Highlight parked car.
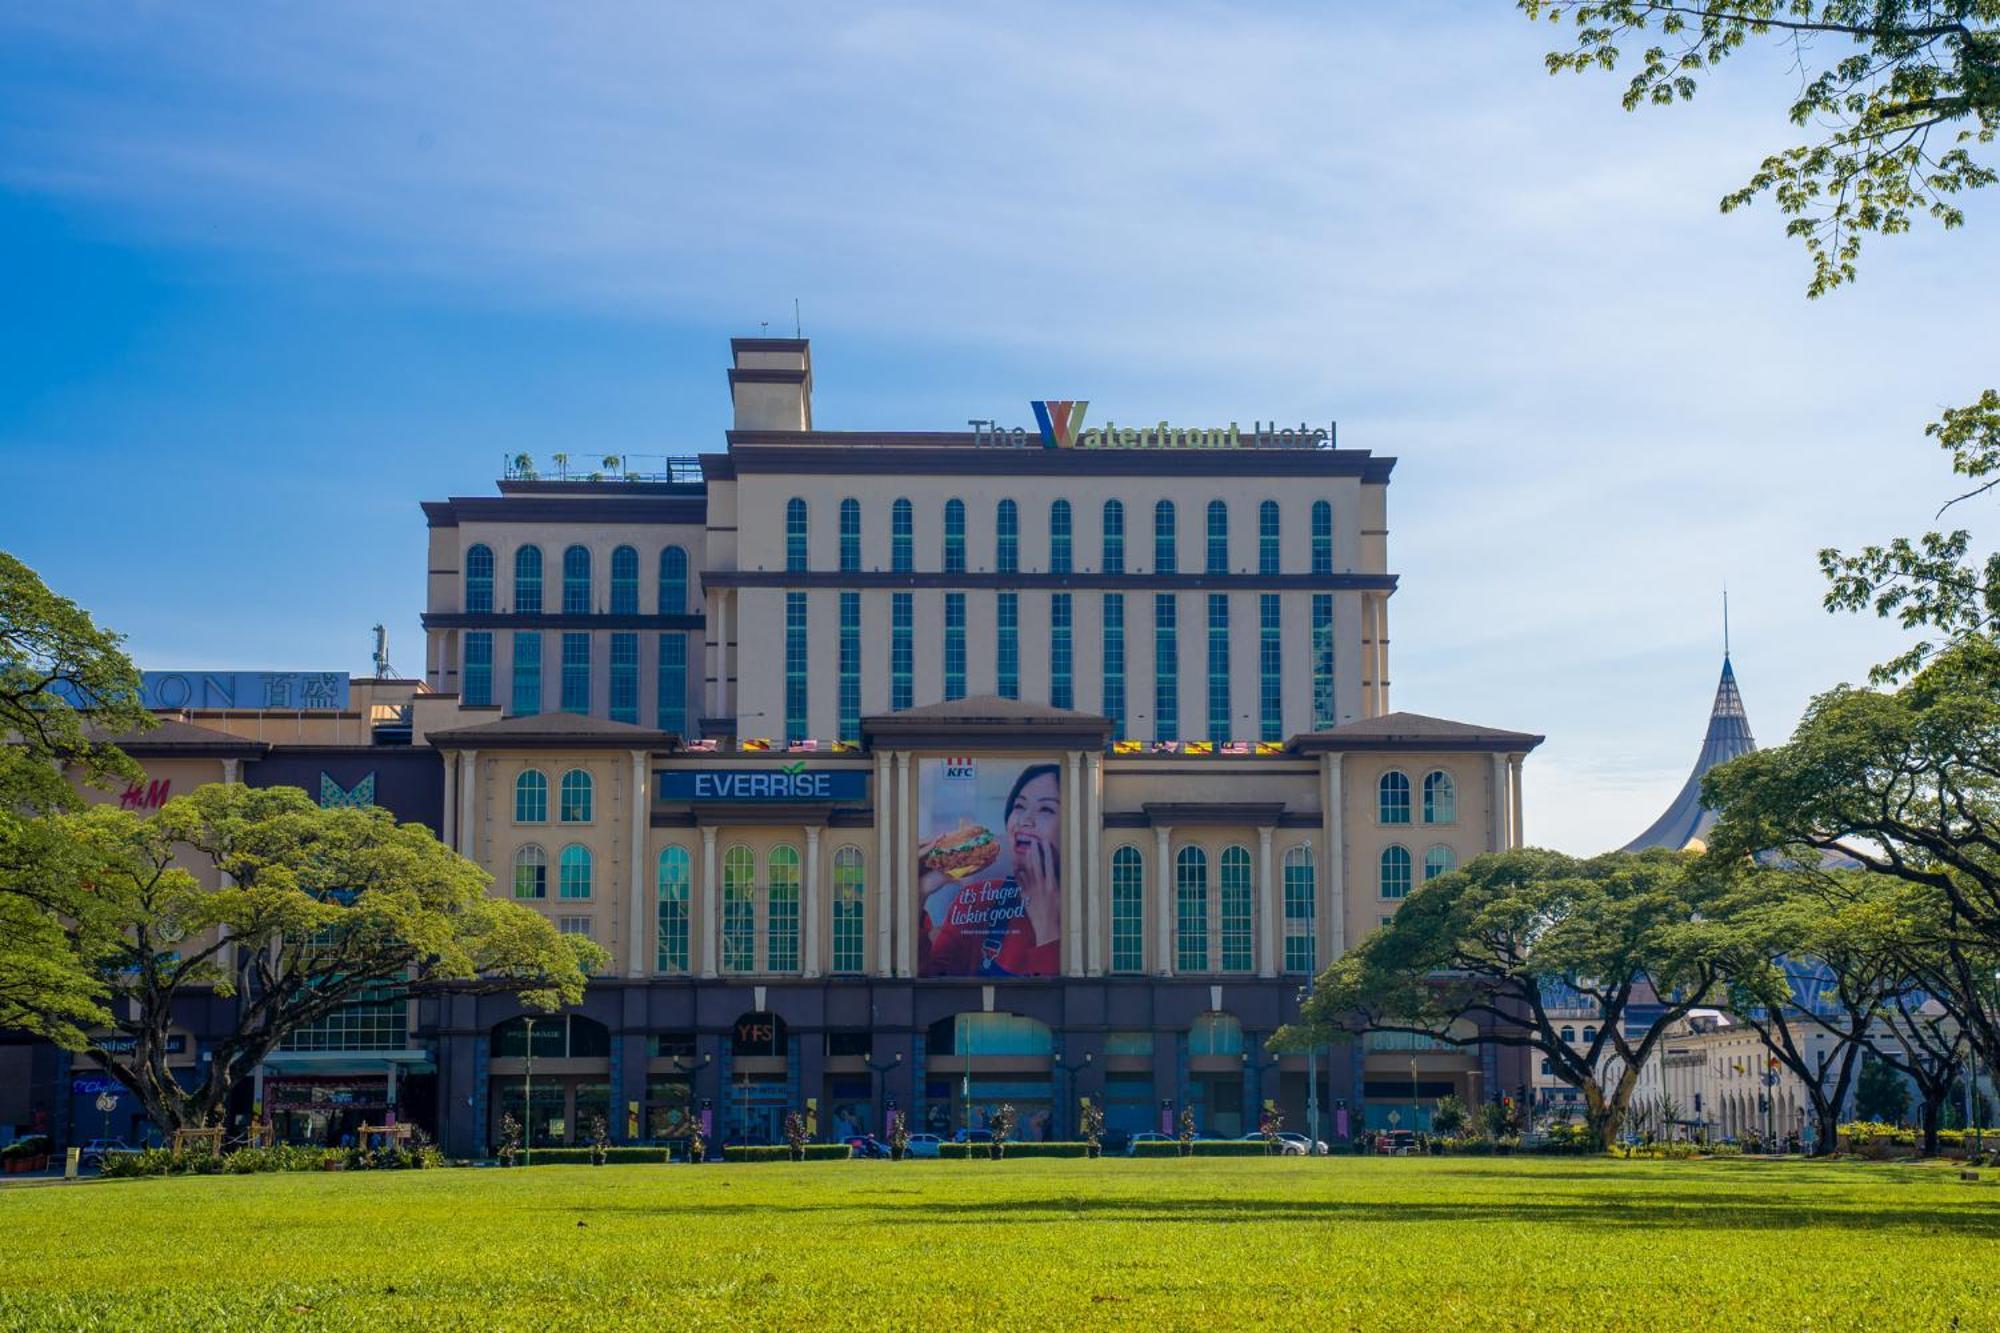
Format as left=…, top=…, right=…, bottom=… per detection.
left=1375, top=1130, right=1418, bottom=1156
left=1276, top=1132, right=1329, bottom=1156
left=952, top=1128, right=993, bottom=1145
left=79, top=1138, right=138, bottom=1167
left=1124, top=1131, right=1176, bottom=1155
left=1237, top=1133, right=1307, bottom=1156
left=902, top=1133, right=943, bottom=1159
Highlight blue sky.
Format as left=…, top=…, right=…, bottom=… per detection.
left=1, top=2, right=1991, bottom=853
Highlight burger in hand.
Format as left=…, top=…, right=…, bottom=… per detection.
left=919, top=823, right=1000, bottom=878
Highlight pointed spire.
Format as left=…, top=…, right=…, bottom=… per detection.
left=1622, top=650, right=1757, bottom=852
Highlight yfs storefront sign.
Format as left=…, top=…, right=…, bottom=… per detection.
left=965, top=401, right=1334, bottom=451
left=655, top=768, right=867, bottom=802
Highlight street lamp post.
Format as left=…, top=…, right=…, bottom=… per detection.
left=668, top=1052, right=712, bottom=1158
left=1297, top=981, right=1320, bottom=1150
left=1243, top=1047, right=1281, bottom=1141
left=522, top=1016, right=536, bottom=1167
left=864, top=1051, right=904, bottom=1138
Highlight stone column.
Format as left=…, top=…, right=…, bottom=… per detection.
left=895, top=752, right=913, bottom=977
left=803, top=825, right=822, bottom=979
left=1489, top=753, right=1508, bottom=853
left=1257, top=825, right=1277, bottom=979
left=1508, top=753, right=1525, bottom=848
left=458, top=750, right=479, bottom=860
left=1085, top=751, right=1104, bottom=976
left=1064, top=751, right=1082, bottom=976
left=1323, top=752, right=1345, bottom=962
left=875, top=750, right=893, bottom=977
left=1153, top=824, right=1173, bottom=977
left=441, top=748, right=459, bottom=851
left=628, top=751, right=648, bottom=978
left=700, top=824, right=719, bottom=978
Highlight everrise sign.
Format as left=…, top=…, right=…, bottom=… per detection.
left=966, top=401, right=1334, bottom=450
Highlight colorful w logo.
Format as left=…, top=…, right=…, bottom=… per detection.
left=1031, top=400, right=1089, bottom=449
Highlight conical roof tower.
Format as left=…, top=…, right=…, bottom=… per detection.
left=1622, top=654, right=1755, bottom=852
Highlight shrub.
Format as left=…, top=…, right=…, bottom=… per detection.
left=722, top=1145, right=854, bottom=1163
left=1431, top=1095, right=1468, bottom=1137
left=939, top=1141, right=1092, bottom=1159
left=1, top=1135, right=53, bottom=1161
left=515, top=1147, right=673, bottom=1166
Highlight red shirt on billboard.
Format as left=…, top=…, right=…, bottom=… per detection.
left=917, top=764, right=1062, bottom=978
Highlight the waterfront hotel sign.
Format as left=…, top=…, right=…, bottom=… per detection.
left=966, top=401, right=1333, bottom=450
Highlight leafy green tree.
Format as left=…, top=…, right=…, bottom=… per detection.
left=0, top=551, right=154, bottom=1044
left=1855, top=1053, right=1913, bottom=1123
left=11, top=783, right=606, bottom=1136
left=1279, top=848, right=1728, bottom=1150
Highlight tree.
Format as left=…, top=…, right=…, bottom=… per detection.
left=1279, top=848, right=1728, bottom=1149
left=0, top=551, right=155, bottom=1045
left=1872, top=990, right=1966, bottom=1153
left=11, top=783, right=606, bottom=1136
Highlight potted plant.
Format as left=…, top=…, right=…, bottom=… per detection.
left=588, top=1116, right=610, bottom=1166
left=784, top=1112, right=809, bottom=1163
left=1178, top=1107, right=1197, bottom=1158
left=687, top=1127, right=706, bottom=1164
left=1080, top=1102, right=1105, bottom=1160
left=889, top=1111, right=910, bottom=1163
left=497, top=1113, right=522, bottom=1168
left=1259, top=1107, right=1285, bottom=1156
left=989, top=1104, right=1017, bottom=1161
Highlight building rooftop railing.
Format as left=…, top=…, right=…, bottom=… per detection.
left=502, top=453, right=705, bottom=484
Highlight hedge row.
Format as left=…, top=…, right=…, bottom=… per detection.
left=722, top=1144, right=854, bottom=1162
left=938, top=1141, right=1096, bottom=1159
left=100, top=1145, right=445, bottom=1177
left=506, top=1147, right=679, bottom=1166
left=1130, top=1140, right=1274, bottom=1158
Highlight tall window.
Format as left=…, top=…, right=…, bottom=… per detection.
left=722, top=846, right=755, bottom=971
left=1154, top=594, right=1178, bottom=742
left=891, top=593, right=913, bottom=710
left=1206, top=500, right=1229, bottom=574
left=1050, top=499, right=1072, bottom=574
left=464, top=632, right=492, bottom=707
left=785, top=592, right=808, bottom=744
left=513, top=546, right=543, bottom=613
left=658, top=634, right=686, bottom=735
left=609, top=632, right=638, bottom=723
left=1424, top=844, right=1457, bottom=882
left=943, top=593, right=967, bottom=701
left=560, top=632, right=590, bottom=714
left=1259, top=594, right=1282, bottom=742
left=559, top=844, right=593, bottom=900
left=1220, top=845, right=1253, bottom=973
left=1154, top=500, right=1177, bottom=573
left=466, top=544, right=494, bottom=613
left=514, top=769, right=548, bottom=823
left=1111, top=846, right=1145, bottom=973
left=891, top=498, right=913, bottom=573
left=767, top=845, right=801, bottom=973
left=1050, top=593, right=1073, bottom=709
left=838, top=592, right=861, bottom=743
left=559, top=769, right=593, bottom=822
left=831, top=847, right=865, bottom=973
left=1102, top=500, right=1125, bottom=573
left=562, top=545, right=591, bottom=615
left=1175, top=846, right=1208, bottom=972
left=656, top=847, right=690, bottom=973
left=513, top=845, right=547, bottom=899
left=1206, top=594, right=1230, bottom=743
left=1378, top=771, right=1412, bottom=824
left=996, top=592, right=1019, bottom=701
left=511, top=631, right=542, bottom=716
left=1423, top=771, right=1457, bottom=824
left=1311, top=500, right=1333, bottom=575
left=1258, top=501, right=1280, bottom=576
left=1312, top=594, right=1336, bottom=729
left=786, top=498, right=809, bottom=573
left=1380, top=845, right=1413, bottom=899
left=996, top=499, right=1019, bottom=574
left=1283, top=846, right=1315, bottom=974
left=943, top=499, right=966, bottom=573
left=610, top=545, right=639, bottom=614
left=658, top=546, right=688, bottom=614
left=1102, top=593, right=1126, bottom=741
left=839, top=498, right=861, bottom=573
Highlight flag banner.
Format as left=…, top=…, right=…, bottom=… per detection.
left=1184, top=740, right=1214, bottom=755
left=1112, top=739, right=1143, bottom=755
left=788, top=739, right=819, bottom=752
left=1151, top=741, right=1180, bottom=754
left=687, top=739, right=719, bottom=753
left=831, top=740, right=860, bottom=753
left=741, top=738, right=771, bottom=752
left=1221, top=741, right=1250, bottom=755
left=1255, top=741, right=1286, bottom=755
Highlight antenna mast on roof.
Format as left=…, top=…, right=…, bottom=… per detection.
left=372, top=623, right=398, bottom=679
left=1723, top=586, right=1731, bottom=660
left=794, top=297, right=802, bottom=339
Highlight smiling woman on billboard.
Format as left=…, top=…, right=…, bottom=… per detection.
left=916, top=761, right=1061, bottom=978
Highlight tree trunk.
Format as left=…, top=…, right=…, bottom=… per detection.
left=1813, top=1100, right=1842, bottom=1158
left=1921, top=1093, right=1944, bottom=1158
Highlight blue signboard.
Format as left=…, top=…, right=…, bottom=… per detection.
left=139, top=671, right=349, bottom=711
left=655, top=769, right=868, bottom=802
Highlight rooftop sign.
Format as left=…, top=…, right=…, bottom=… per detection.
left=965, top=401, right=1333, bottom=450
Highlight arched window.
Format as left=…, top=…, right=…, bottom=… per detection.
left=1423, top=770, right=1457, bottom=824
left=1050, top=499, right=1073, bottom=574
left=610, top=545, right=639, bottom=614
left=1423, top=844, right=1457, bottom=882
left=1111, top=846, right=1145, bottom=973
left=891, top=498, right=913, bottom=573
left=512, top=845, right=547, bottom=899
left=722, top=846, right=755, bottom=972
left=1583, top=1026, right=1598, bottom=1045
left=513, top=546, right=543, bottom=613
left=1154, top=500, right=1177, bottom=574
left=1379, top=845, right=1413, bottom=899
left=943, top=499, right=966, bottom=573
left=1102, top=499, right=1125, bottom=573
left=466, top=544, right=494, bottom=613
left=1283, top=845, right=1315, bottom=975
left=831, top=846, right=865, bottom=973
left=785, top=498, right=808, bottom=573
left=559, top=844, right=593, bottom=900
left=658, top=546, right=688, bottom=615
left=513, top=769, right=548, bottom=823
left=1206, top=499, right=1229, bottom=574
left=1560, top=1026, right=1576, bottom=1044
left=1258, top=501, right=1280, bottom=576
left=1540, top=1057, right=1552, bottom=1076
left=1378, top=771, right=1412, bottom=824
left=1189, top=1011, right=1244, bottom=1056
left=1219, top=845, right=1253, bottom=972
left=767, top=844, right=801, bottom=972
left=1175, top=845, right=1208, bottom=972
left=838, top=498, right=861, bottom=573
left=656, top=846, right=690, bottom=973
left=562, top=545, right=591, bottom=614
left=559, top=769, right=593, bottom=823
left=995, top=499, right=1019, bottom=574
left=1311, top=500, right=1333, bottom=575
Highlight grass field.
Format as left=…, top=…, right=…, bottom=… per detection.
left=4, top=1156, right=1998, bottom=1329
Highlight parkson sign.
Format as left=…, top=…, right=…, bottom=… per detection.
left=965, top=401, right=1334, bottom=450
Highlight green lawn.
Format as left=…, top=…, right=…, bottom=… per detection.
left=3, top=1156, right=1997, bottom=1329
